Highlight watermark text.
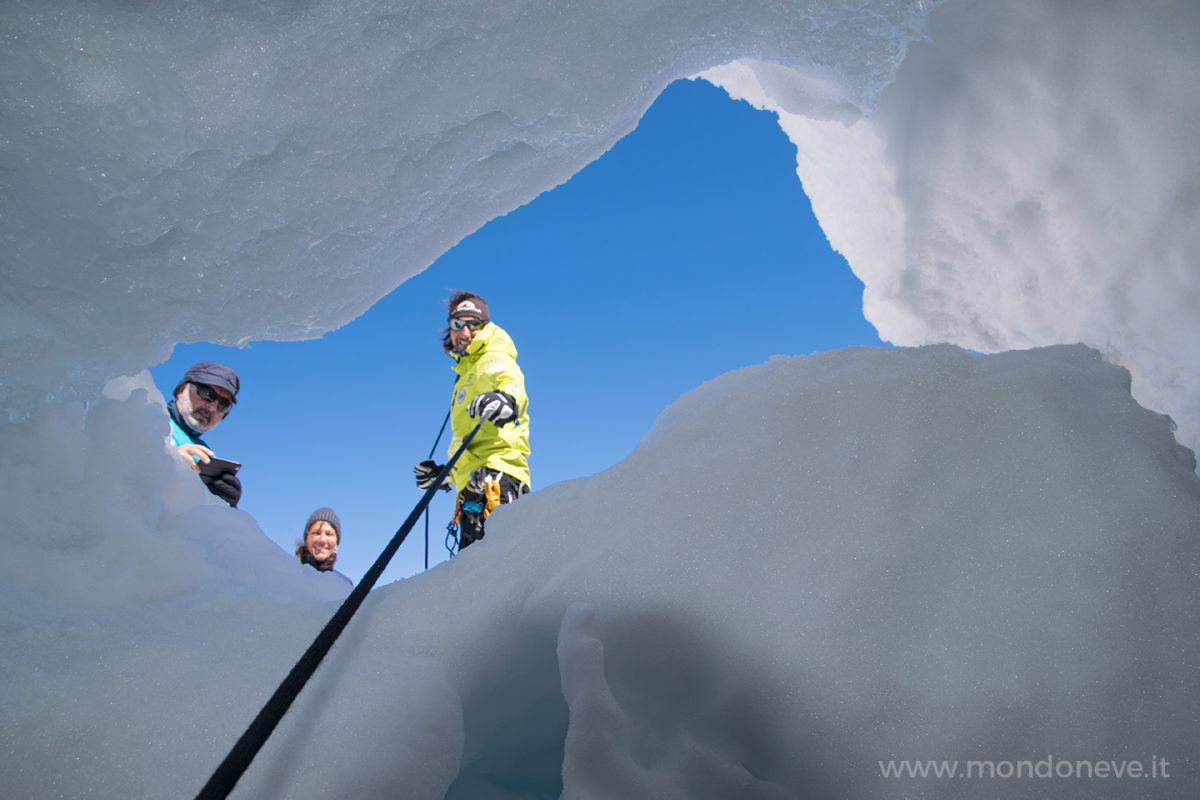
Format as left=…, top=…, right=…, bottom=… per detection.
left=878, top=755, right=1170, bottom=781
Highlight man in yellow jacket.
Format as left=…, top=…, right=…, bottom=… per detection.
left=413, top=291, right=531, bottom=550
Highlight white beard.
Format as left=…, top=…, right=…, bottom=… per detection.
left=176, top=388, right=216, bottom=433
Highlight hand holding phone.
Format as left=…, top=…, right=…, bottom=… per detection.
left=198, top=456, right=242, bottom=477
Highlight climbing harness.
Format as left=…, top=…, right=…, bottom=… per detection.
left=444, top=470, right=504, bottom=557
left=192, top=419, right=485, bottom=800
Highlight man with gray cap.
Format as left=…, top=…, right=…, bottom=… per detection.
left=167, top=361, right=242, bottom=507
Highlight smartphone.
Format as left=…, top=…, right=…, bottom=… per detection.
left=198, top=456, right=242, bottom=477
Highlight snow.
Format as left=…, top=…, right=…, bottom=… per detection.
left=3, top=345, right=1198, bottom=798
left=699, top=0, right=1200, bottom=455
left=2, top=1, right=1200, bottom=798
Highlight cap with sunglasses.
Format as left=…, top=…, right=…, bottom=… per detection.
left=192, top=383, right=233, bottom=413
left=175, top=361, right=239, bottom=406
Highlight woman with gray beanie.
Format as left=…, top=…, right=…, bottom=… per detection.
left=296, top=507, right=351, bottom=585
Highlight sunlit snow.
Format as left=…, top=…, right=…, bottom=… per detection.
left=2, top=1, right=1199, bottom=798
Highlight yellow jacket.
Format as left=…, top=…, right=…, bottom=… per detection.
left=447, top=322, right=531, bottom=491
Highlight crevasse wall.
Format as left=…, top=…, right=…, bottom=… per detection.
left=3, top=1, right=1198, bottom=452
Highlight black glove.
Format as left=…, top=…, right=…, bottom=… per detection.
left=414, top=459, right=452, bottom=491
left=201, top=470, right=242, bottom=508
left=467, top=391, right=517, bottom=426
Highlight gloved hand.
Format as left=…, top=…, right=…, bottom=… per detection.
left=467, top=391, right=517, bottom=426
left=414, top=459, right=452, bottom=491
left=201, top=470, right=242, bottom=508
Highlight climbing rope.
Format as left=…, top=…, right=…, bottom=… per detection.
left=423, top=408, right=452, bottom=570
left=192, top=418, right=485, bottom=800
left=445, top=517, right=460, bottom=557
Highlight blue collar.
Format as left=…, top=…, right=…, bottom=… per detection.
left=167, top=399, right=205, bottom=443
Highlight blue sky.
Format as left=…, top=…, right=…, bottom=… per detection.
left=149, top=78, right=883, bottom=584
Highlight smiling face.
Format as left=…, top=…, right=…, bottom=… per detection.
left=174, top=382, right=233, bottom=433
left=449, top=317, right=486, bottom=353
left=304, top=520, right=338, bottom=564
left=449, top=321, right=476, bottom=353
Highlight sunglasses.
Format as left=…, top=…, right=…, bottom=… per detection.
left=449, top=318, right=486, bottom=331
left=193, top=383, right=232, bottom=413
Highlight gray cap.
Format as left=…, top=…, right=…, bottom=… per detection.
left=178, top=361, right=240, bottom=404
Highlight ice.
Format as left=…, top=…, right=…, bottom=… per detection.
left=700, top=0, right=1200, bottom=453
left=3, top=345, right=1198, bottom=798
left=3, top=1, right=1199, bottom=797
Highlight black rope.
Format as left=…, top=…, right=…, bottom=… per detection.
left=193, top=418, right=485, bottom=800
left=424, top=408, right=452, bottom=571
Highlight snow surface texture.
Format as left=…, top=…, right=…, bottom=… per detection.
left=4, top=0, right=1199, bottom=460
left=699, top=0, right=1200, bottom=456
left=4, top=0, right=1200, bottom=797
left=2, top=345, right=1198, bottom=798
left=0, top=0, right=926, bottom=416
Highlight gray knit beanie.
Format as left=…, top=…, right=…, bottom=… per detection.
left=304, top=507, right=341, bottom=542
